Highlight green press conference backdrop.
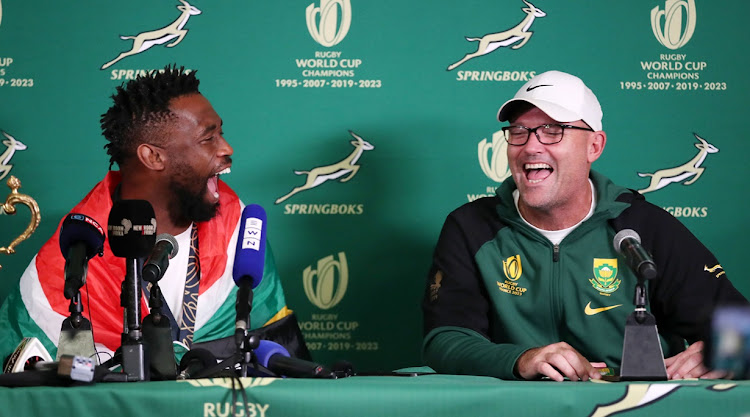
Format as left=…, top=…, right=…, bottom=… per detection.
left=0, top=0, right=748, bottom=371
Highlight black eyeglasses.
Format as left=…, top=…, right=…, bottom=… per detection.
left=501, top=124, right=595, bottom=146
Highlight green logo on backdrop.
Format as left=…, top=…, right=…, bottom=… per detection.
left=303, top=252, right=348, bottom=310
left=447, top=0, right=546, bottom=71
left=637, top=133, right=718, bottom=194
left=275, top=131, right=374, bottom=204
left=101, top=0, right=202, bottom=70
left=0, top=131, right=27, bottom=181
left=478, top=130, right=511, bottom=183
left=651, top=0, right=696, bottom=50
left=306, top=0, right=351, bottom=47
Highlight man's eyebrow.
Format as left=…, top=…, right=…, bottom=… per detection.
left=200, top=120, right=223, bottom=136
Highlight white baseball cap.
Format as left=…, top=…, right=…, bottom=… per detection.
left=497, top=70, right=603, bottom=131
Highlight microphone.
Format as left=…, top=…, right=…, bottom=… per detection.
left=177, top=348, right=219, bottom=380
left=142, top=233, right=179, bottom=283
left=254, top=340, right=333, bottom=378
left=107, top=200, right=157, bottom=259
left=59, top=213, right=105, bottom=299
left=108, top=199, right=157, bottom=381
left=232, top=204, right=267, bottom=335
left=57, top=214, right=104, bottom=363
left=613, top=229, right=658, bottom=281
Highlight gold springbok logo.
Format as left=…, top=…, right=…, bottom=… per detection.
left=275, top=131, right=374, bottom=204
left=651, top=0, right=696, bottom=50
left=637, top=133, right=718, bottom=194
left=303, top=252, right=348, bottom=310
left=306, top=0, right=351, bottom=47
left=101, top=0, right=202, bottom=70
left=0, top=1, right=3, bottom=28
left=478, top=130, right=511, bottom=183
left=0, top=131, right=27, bottom=181
left=447, top=0, right=545, bottom=71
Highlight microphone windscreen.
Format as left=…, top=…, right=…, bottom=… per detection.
left=613, top=228, right=641, bottom=252
left=232, top=204, right=267, bottom=289
left=254, top=340, right=290, bottom=368
left=107, top=200, right=157, bottom=258
left=178, top=348, right=217, bottom=379
left=154, top=233, right=179, bottom=258
left=59, top=213, right=105, bottom=260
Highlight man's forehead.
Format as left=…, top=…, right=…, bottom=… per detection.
left=168, top=94, right=221, bottom=124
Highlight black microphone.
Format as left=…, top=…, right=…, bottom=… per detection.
left=107, top=200, right=157, bottom=259
left=142, top=233, right=179, bottom=283
left=177, top=348, right=215, bottom=379
left=613, top=229, right=658, bottom=280
left=59, top=213, right=105, bottom=299
left=254, top=340, right=333, bottom=378
left=232, top=205, right=267, bottom=335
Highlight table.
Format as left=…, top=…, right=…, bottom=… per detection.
left=1, top=374, right=748, bottom=417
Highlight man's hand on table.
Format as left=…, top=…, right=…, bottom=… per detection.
left=515, top=342, right=603, bottom=382
left=664, top=341, right=730, bottom=380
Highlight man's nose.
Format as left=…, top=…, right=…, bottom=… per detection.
left=217, top=136, right=233, bottom=156
left=522, top=132, right=547, bottom=152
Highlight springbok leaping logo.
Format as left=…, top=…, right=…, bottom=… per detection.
left=0, top=131, right=27, bottom=181
left=637, top=133, right=718, bottom=194
left=588, top=383, right=735, bottom=417
left=447, top=0, right=546, bottom=71
left=101, top=0, right=202, bottom=70
left=275, top=131, right=374, bottom=204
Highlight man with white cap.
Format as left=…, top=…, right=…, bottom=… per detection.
left=422, top=70, right=748, bottom=381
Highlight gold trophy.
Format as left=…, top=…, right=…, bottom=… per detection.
left=0, top=175, right=41, bottom=269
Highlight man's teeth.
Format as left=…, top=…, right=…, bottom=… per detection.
left=524, top=163, right=551, bottom=170
left=217, top=167, right=231, bottom=175
left=524, top=162, right=551, bottom=184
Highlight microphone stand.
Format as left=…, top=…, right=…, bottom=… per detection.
left=120, top=257, right=149, bottom=381
left=57, top=291, right=97, bottom=363
left=142, top=283, right=177, bottom=380
left=234, top=281, right=275, bottom=378
left=620, top=277, right=667, bottom=380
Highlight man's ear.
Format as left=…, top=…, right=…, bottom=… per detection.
left=136, top=143, right=166, bottom=171
left=588, top=131, right=607, bottom=164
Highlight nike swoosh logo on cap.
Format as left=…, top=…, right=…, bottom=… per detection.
left=584, top=302, right=623, bottom=315
left=526, top=84, right=552, bottom=92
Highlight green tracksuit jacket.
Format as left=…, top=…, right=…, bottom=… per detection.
left=422, top=171, right=747, bottom=380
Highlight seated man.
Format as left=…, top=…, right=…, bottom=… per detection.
left=422, top=70, right=748, bottom=381
left=0, top=65, right=308, bottom=366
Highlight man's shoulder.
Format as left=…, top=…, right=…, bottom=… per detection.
left=451, top=195, right=501, bottom=219
left=609, top=188, right=685, bottom=239
left=443, top=196, right=509, bottom=245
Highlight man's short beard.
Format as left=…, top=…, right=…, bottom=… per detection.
left=167, top=177, right=219, bottom=226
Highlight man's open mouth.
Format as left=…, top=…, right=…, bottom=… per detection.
left=207, top=167, right=231, bottom=199
left=524, top=163, right=553, bottom=184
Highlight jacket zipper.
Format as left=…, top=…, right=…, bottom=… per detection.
left=553, top=244, right=560, bottom=262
